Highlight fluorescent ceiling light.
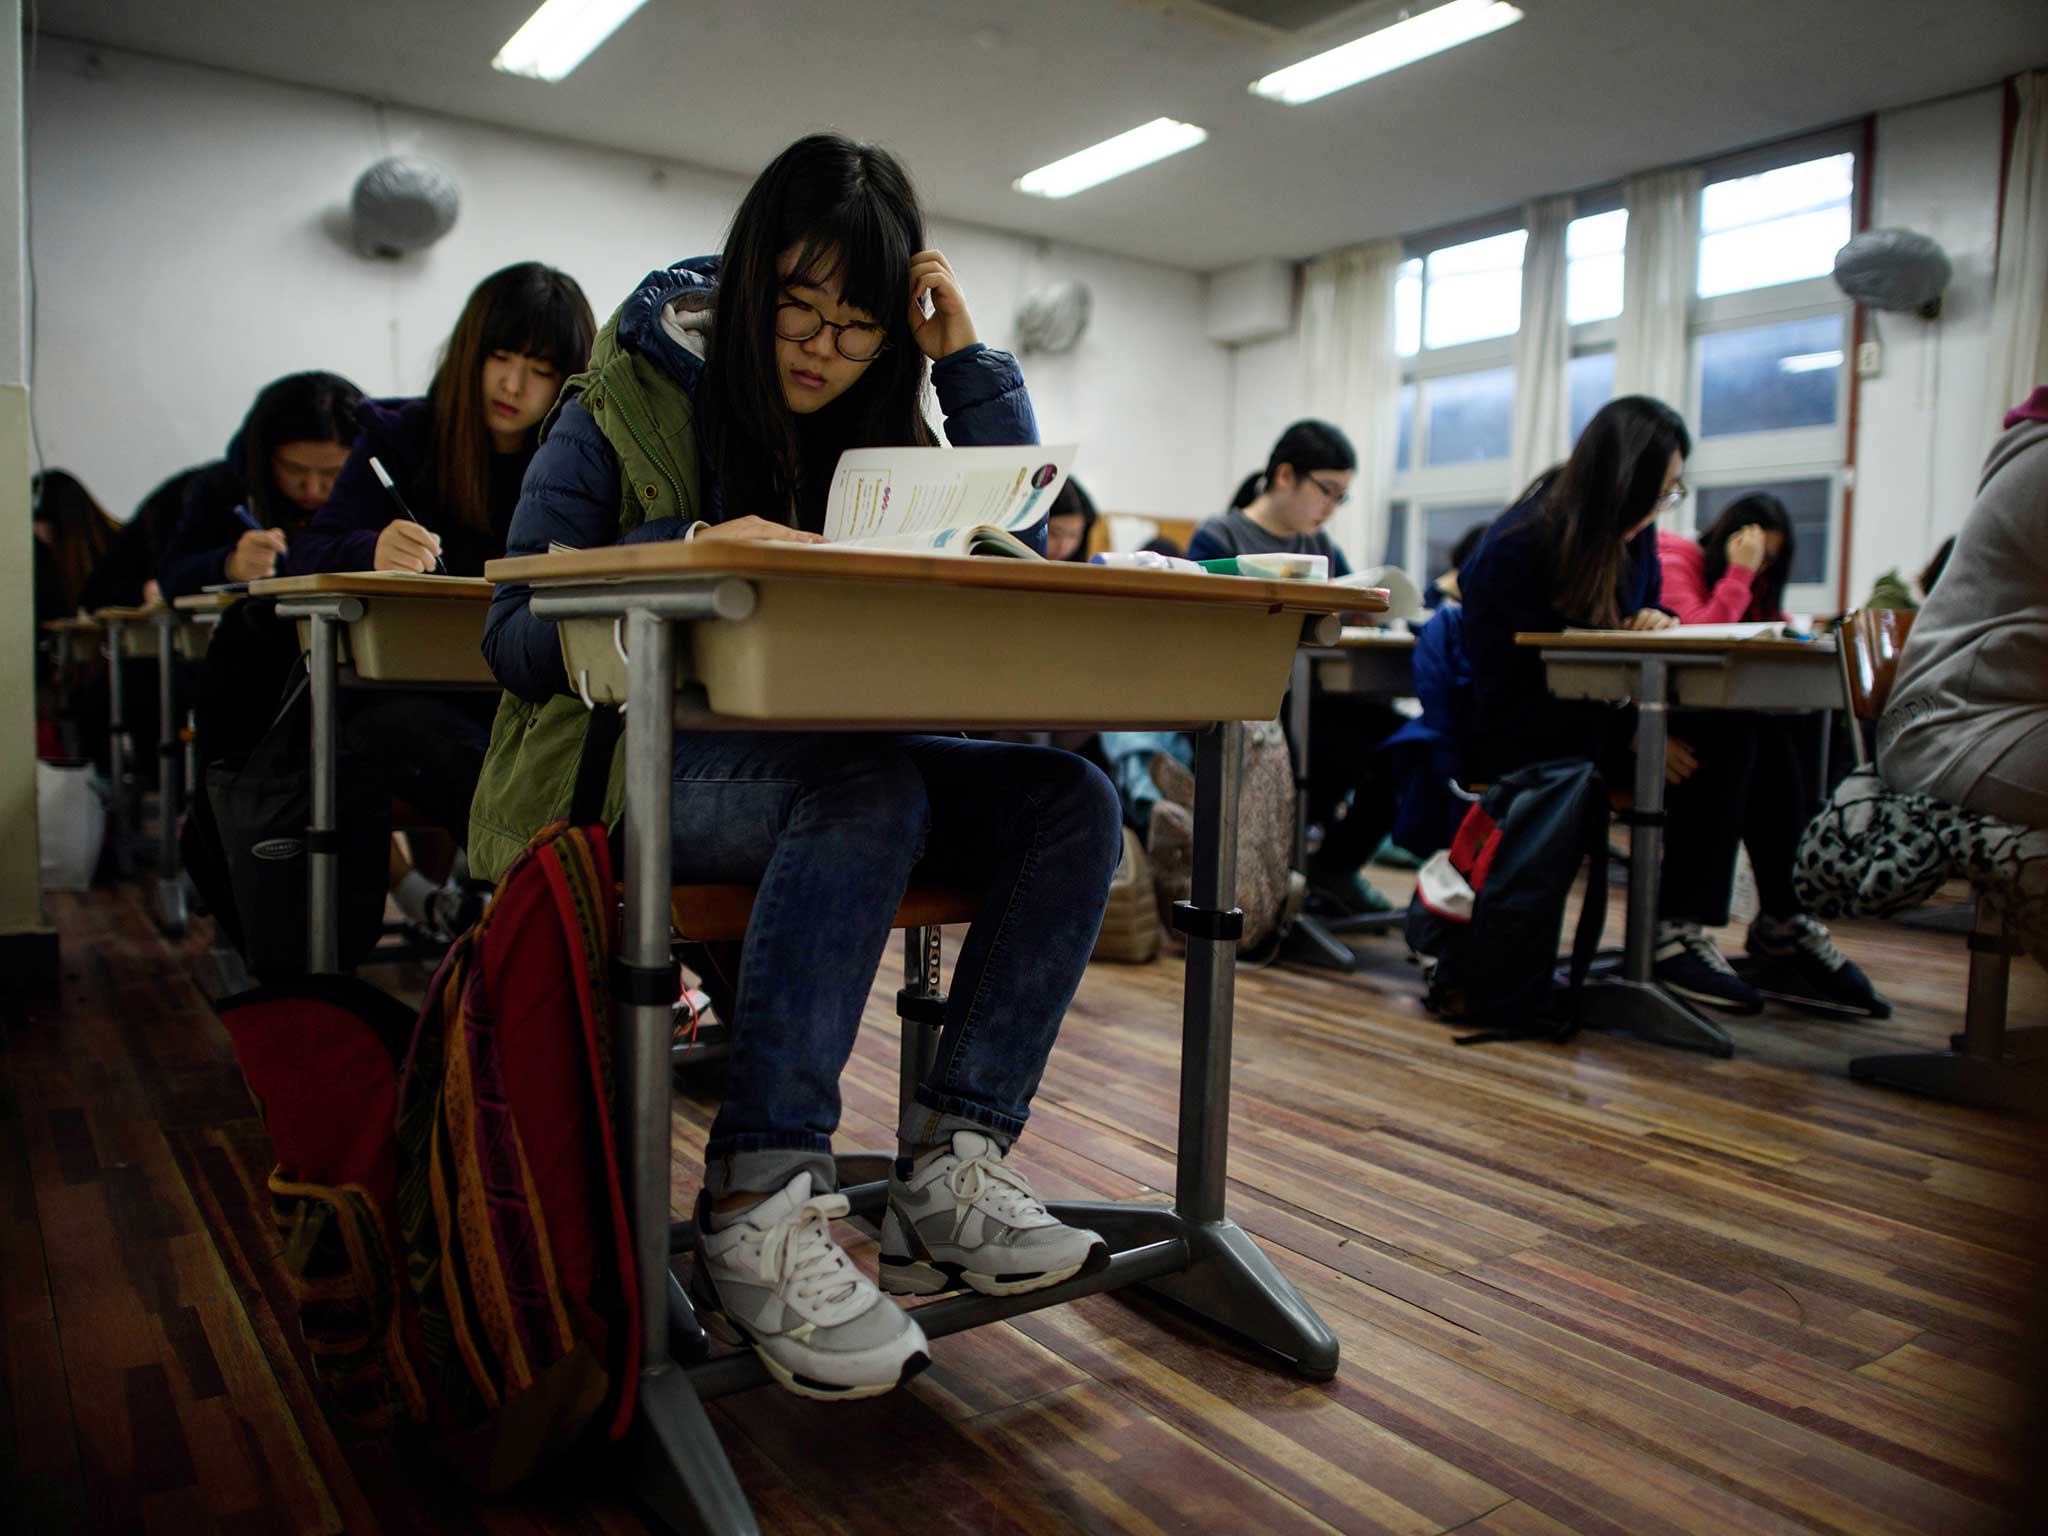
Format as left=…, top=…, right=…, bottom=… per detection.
left=1014, top=118, right=1208, bottom=199
left=1779, top=350, right=1844, bottom=374
left=1250, top=0, right=1523, bottom=105
left=493, top=0, right=651, bottom=82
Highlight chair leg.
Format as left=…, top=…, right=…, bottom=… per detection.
left=896, top=925, right=946, bottom=1151
left=1853, top=900, right=2043, bottom=1114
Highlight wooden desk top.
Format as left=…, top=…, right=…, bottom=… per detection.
left=173, top=591, right=243, bottom=614
left=42, top=616, right=102, bottom=633
left=1516, top=630, right=1832, bottom=659
left=92, top=604, right=165, bottom=622
left=486, top=541, right=1372, bottom=615
left=249, top=572, right=493, bottom=601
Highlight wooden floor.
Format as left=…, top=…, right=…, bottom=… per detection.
left=5, top=874, right=2045, bottom=1535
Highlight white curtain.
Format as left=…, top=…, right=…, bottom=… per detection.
left=1987, top=69, right=2048, bottom=441
left=1613, top=167, right=1702, bottom=412
left=1299, top=238, right=1404, bottom=568
left=1509, top=194, right=1574, bottom=493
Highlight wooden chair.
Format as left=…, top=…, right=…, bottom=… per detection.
left=1833, top=610, right=2039, bottom=1112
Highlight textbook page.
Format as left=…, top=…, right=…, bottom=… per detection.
left=824, top=445, right=1075, bottom=550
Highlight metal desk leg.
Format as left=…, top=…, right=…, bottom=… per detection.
left=104, top=616, right=133, bottom=877
left=620, top=609, right=757, bottom=1536
left=154, top=610, right=188, bottom=935
left=1281, top=652, right=1359, bottom=973
left=1099, top=722, right=1340, bottom=1378
left=306, top=613, right=341, bottom=973
left=1576, top=657, right=1733, bottom=1057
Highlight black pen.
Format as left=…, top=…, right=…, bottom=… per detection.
left=368, top=455, right=447, bottom=574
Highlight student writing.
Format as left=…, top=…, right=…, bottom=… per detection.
left=157, top=371, right=363, bottom=598
left=474, top=135, right=1119, bottom=1403
left=1460, top=396, right=1879, bottom=1014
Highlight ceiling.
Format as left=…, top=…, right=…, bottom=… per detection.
left=37, top=0, right=2048, bottom=271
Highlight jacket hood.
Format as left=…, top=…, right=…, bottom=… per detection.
left=614, top=256, right=721, bottom=395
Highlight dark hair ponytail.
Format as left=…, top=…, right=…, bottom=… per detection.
left=1698, top=491, right=1794, bottom=618
left=1541, top=394, right=1691, bottom=628
left=1233, top=418, right=1356, bottom=510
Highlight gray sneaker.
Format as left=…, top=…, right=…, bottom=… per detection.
left=879, top=1131, right=1108, bottom=1298
left=691, top=1171, right=928, bottom=1401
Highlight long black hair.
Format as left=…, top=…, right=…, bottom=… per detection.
left=1048, top=478, right=1097, bottom=561
left=241, top=371, right=364, bottom=527
left=430, top=262, right=595, bottom=531
left=1699, top=492, right=1795, bottom=618
left=1232, top=419, right=1355, bottom=509
left=1540, top=395, right=1691, bottom=628
left=700, top=134, right=937, bottom=528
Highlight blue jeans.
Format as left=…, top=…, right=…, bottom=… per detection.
left=672, top=732, right=1124, bottom=1200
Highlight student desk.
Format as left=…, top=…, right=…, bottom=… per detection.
left=486, top=540, right=1368, bottom=1536
left=1282, top=628, right=1418, bottom=969
left=1519, top=631, right=1841, bottom=1057
left=247, top=572, right=497, bottom=971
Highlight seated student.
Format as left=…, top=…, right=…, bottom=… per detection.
left=1190, top=420, right=1398, bottom=915
left=474, top=134, right=1120, bottom=1401
left=1882, top=387, right=2048, bottom=833
left=1425, top=520, right=1488, bottom=610
left=289, top=262, right=594, bottom=855
left=1656, top=496, right=1881, bottom=1011
left=1460, top=395, right=1878, bottom=1013
left=32, top=471, right=118, bottom=622
left=78, top=468, right=185, bottom=612
left=1384, top=598, right=1475, bottom=858
left=1867, top=536, right=1955, bottom=613
left=1044, top=478, right=1097, bottom=562
left=157, top=371, right=363, bottom=598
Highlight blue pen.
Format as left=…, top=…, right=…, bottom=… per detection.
left=231, top=503, right=262, bottom=533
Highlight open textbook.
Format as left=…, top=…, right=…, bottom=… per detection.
left=821, top=444, right=1076, bottom=558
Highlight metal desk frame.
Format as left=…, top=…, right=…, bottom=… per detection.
left=1530, top=640, right=1842, bottom=1059
left=523, top=575, right=1343, bottom=1536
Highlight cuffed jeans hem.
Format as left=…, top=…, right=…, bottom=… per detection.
left=702, top=1134, right=836, bottom=1202
left=899, top=1087, right=1025, bottom=1153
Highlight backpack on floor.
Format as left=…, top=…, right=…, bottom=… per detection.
left=1404, top=758, right=1610, bottom=1043
left=216, top=821, right=639, bottom=1491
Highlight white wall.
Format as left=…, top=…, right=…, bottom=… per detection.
left=26, top=39, right=1229, bottom=525
left=1849, top=87, right=2005, bottom=602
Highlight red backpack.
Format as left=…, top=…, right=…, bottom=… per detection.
left=219, top=822, right=638, bottom=1489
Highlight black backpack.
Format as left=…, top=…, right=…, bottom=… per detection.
left=1404, top=758, right=1610, bottom=1043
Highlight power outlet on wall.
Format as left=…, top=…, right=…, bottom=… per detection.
left=1856, top=340, right=1883, bottom=378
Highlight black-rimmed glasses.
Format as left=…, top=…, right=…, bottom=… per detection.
left=775, top=297, right=889, bottom=362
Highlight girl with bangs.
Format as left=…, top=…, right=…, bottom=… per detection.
left=290, top=260, right=596, bottom=577
left=290, top=263, right=595, bottom=924
left=476, top=134, right=1121, bottom=1402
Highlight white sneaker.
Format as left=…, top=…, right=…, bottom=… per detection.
left=691, top=1172, right=928, bottom=1401
left=880, top=1131, right=1108, bottom=1298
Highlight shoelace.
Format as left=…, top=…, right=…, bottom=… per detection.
left=752, top=1192, right=862, bottom=1310
left=1787, top=916, right=1848, bottom=972
left=1682, top=933, right=1740, bottom=977
left=944, top=1150, right=1050, bottom=1226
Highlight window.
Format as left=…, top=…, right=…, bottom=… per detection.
left=1695, top=479, right=1832, bottom=589
left=1395, top=381, right=1416, bottom=471
left=1568, top=349, right=1615, bottom=444
left=1383, top=499, right=1409, bottom=567
left=1423, top=230, right=1526, bottom=349
left=1423, top=366, right=1514, bottom=466
left=1566, top=209, right=1626, bottom=325
left=1697, top=152, right=1854, bottom=299
left=1697, top=314, right=1844, bottom=438
left=1424, top=503, right=1499, bottom=580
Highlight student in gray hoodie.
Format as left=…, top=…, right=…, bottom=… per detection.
left=1880, top=388, right=2048, bottom=829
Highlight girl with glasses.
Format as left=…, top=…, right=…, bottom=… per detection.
left=1188, top=418, right=1358, bottom=573
left=1461, top=395, right=1882, bottom=1016
left=474, top=133, right=1120, bottom=1403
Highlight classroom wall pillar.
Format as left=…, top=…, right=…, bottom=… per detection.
left=0, top=0, right=55, bottom=979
